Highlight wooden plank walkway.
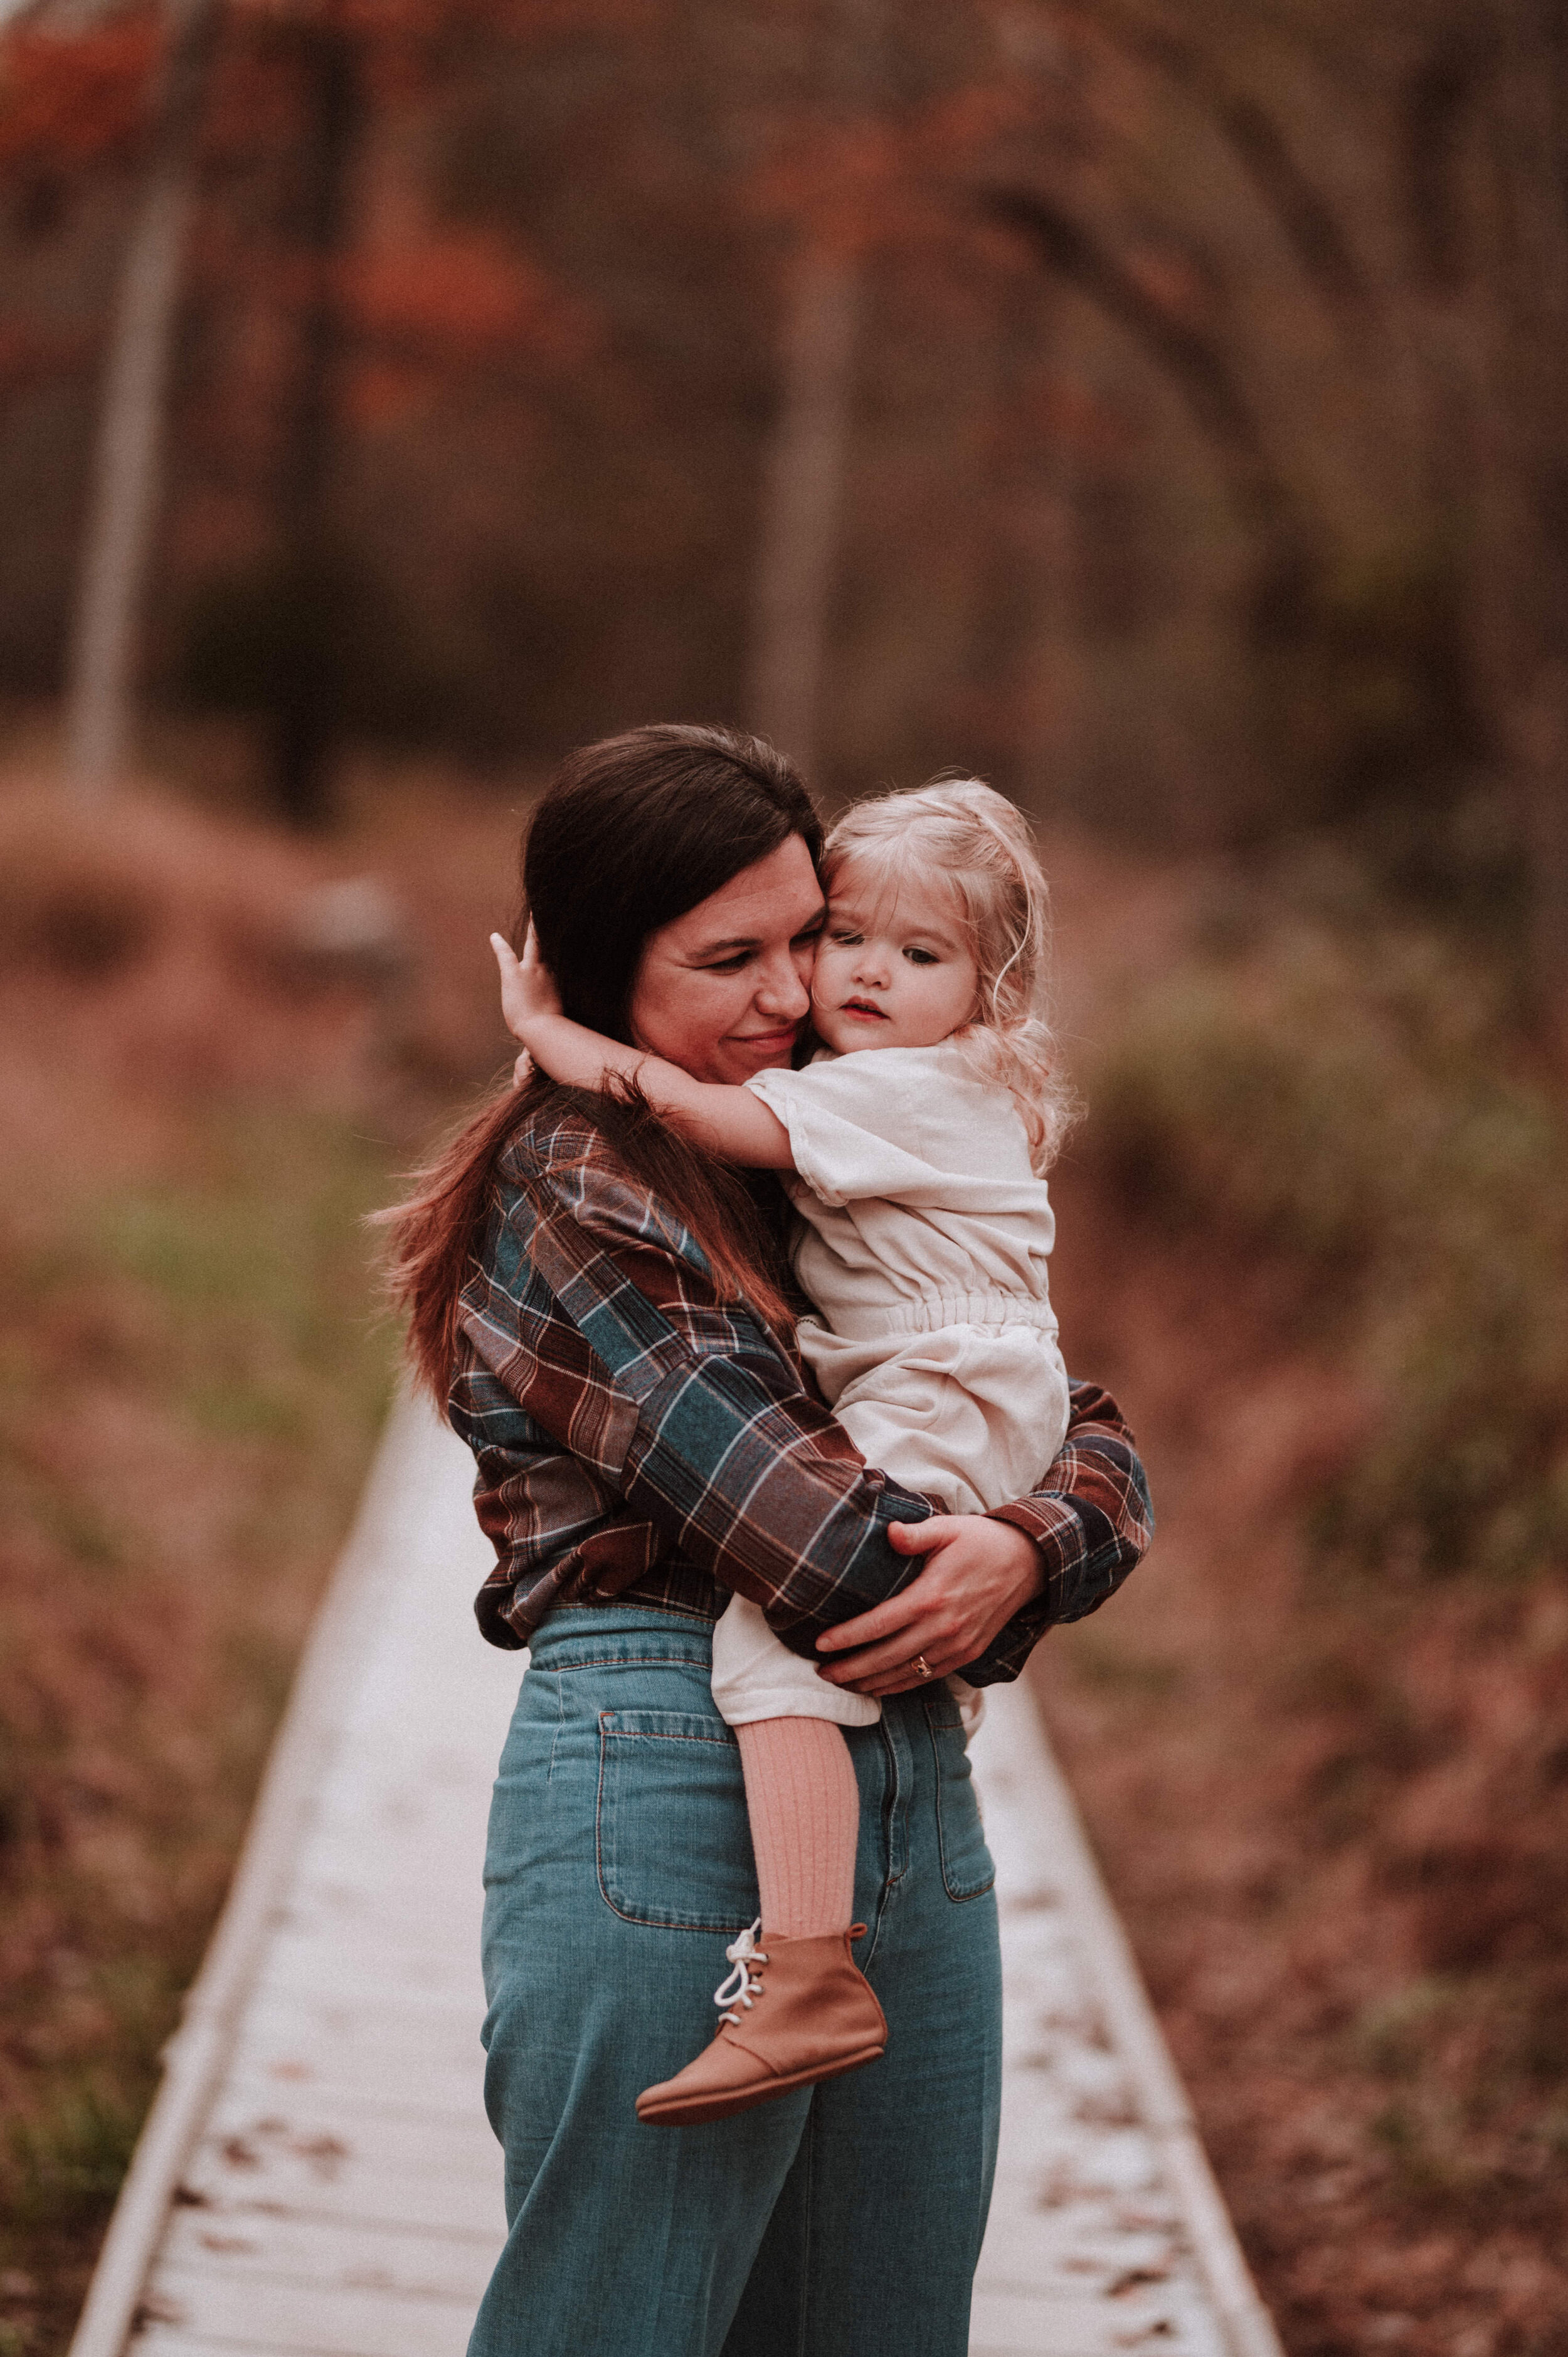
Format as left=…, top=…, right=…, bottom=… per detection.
left=70, top=1392, right=1284, bottom=2357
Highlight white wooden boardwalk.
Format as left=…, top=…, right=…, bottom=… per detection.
left=70, top=1394, right=1283, bottom=2357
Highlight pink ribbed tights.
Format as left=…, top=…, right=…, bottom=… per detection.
left=733, top=1716, right=859, bottom=1939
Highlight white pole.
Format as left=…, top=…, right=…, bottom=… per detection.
left=64, top=0, right=217, bottom=802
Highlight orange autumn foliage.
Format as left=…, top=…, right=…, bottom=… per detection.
left=0, top=14, right=159, bottom=172
left=344, top=233, right=595, bottom=369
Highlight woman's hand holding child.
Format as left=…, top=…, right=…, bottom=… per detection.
left=815, top=1515, right=1044, bottom=1696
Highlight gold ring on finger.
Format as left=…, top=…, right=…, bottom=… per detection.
left=912, top=1653, right=933, bottom=1680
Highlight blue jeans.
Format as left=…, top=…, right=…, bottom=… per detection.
left=469, top=1607, right=1002, bottom=2357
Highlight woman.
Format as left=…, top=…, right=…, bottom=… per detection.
left=384, top=724, right=1152, bottom=2357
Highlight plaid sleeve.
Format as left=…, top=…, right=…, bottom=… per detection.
left=960, top=1380, right=1155, bottom=1685
left=477, top=1138, right=936, bottom=1659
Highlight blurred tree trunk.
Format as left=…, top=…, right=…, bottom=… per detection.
left=746, top=2, right=882, bottom=785
left=746, top=245, right=861, bottom=780
left=64, top=0, right=221, bottom=802
left=1496, top=0, right=1568, bottom=1009
left=272, top=5, right=362, bottom=829
left=963, top=289, right=1078, bottom=813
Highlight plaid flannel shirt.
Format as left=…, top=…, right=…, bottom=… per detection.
left=450, top=1099, right=1152, bottom=1685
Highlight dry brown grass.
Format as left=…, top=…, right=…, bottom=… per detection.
left=1037, top=852, right=1568, bottom=2357
left=1039, top=1213, right=1568, bottom=2356
left=0, top=761, right=528, bottom=2352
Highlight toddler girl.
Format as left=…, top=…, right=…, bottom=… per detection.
left=493, top=778, right=1074, bottom=2126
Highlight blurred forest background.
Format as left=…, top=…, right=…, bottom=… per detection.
left=0, top=1, right=1565, bottom=2352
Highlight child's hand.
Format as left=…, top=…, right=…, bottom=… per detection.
left=491, top=925, right=563, bottom=1042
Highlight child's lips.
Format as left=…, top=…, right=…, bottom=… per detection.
left=840, top=1000, right=888, bottom=1020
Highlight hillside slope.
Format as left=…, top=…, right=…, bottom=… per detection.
left=1036, top=840, right=1567, bottom=2357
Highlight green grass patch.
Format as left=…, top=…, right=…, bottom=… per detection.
left=0, top=1101, right=398, bottom=2348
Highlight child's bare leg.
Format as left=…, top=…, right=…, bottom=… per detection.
left=734, top=1715, right=858, bottom=1937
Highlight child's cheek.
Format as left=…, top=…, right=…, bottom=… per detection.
left=811, top=1001, right=847, bottom=1054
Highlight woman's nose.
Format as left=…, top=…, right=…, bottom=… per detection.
left=755, top=950, right=811, bottom=1019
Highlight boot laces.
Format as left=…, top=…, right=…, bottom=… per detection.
left=713, top=1919, right=769, bottom=2023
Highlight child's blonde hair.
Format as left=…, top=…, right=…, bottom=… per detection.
left=822, top=776, right=1076, bottom=1174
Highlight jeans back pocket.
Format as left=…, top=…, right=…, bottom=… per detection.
left=596, top=1708, right=761, bottom=1932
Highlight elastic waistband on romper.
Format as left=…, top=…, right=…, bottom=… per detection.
left=814, top=1292, right=1062, bottom=1342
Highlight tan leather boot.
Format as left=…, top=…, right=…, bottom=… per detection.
left=635, top=1920, right=887, bottom=2127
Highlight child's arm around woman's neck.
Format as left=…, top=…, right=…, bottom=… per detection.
left=493, top=932, right=796, bottom=1169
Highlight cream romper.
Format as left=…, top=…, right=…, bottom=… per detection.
left=709, top=1039, right=1072, bottom=1731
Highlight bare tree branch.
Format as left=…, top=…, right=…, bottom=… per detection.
left=985, top=183, right=1316, bottom=585
left=1069, top=0, right=1372, bottom=321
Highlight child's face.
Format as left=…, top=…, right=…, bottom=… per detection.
left=811, top=859, right=979, bottom=1054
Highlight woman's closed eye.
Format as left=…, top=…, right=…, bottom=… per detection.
left=697, top=918, right=820, bottom=974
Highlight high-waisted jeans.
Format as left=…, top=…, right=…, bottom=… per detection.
left=467, top=1606, right=1002, bottom=2357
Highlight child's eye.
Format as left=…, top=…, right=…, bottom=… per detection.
left=904, top=947, right=938, bottom=967
left=830, top=930, right=863, bottom=946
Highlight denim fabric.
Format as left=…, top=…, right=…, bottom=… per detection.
left=468, top=1606, right=1002, bottom=2357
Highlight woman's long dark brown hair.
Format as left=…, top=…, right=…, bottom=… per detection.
left=380, top=724, right=823, bottom=1402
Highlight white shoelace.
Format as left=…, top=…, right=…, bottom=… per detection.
left=713, top=1919, right=770, bottom=2025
